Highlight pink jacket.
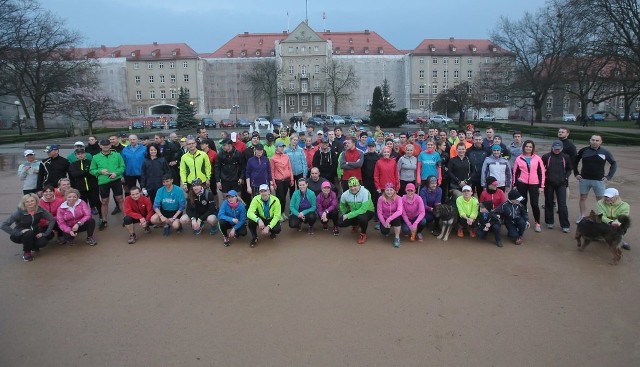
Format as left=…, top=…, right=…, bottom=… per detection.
left=377, top=195, right=403, bottom=226
left=513, top=154, right=546, bottom=188
left=401, top=194, right=425, bottom=226
left=56, top=199, right=92, bottom=234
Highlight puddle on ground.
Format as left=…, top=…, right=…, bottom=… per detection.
left=0, top=154, right=21, bottom=171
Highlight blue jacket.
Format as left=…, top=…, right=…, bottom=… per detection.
left=218, top=200, right=247, bottom=230
left=245, top=155, right=272, bottom=187
left=121, top=144, right=147, bottom=176
left=285, top=145, right=307, bottom=177
left=153, top=185, right=186, bottom=212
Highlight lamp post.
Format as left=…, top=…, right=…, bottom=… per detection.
left=14, top=101, right=22, bottom=136
left=232, top=104, right=239, bottom=124
left=530, top=92, right=536, bottom=126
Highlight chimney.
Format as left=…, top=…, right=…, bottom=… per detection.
left=100, top=45, right=106, bottom=51
left=449, top=37, right=454, bottom=42
left=153, top=41, right=158, bottom=46
left=244, top=32, right=249, bottom=36
left=283, top=30, right=287, bottom=34
left=364, top=29, right=370, bottom=34
left=326, top=30, right=330, bottom=33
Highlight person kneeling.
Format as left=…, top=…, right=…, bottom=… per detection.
left=494, top=189, right=529, bottom=245
left=218, top=190, right=247, bottom=247
left=475, top=201, right=503, bottom=247
left=180, top=178, right=218, bottom=236
left=2, top=193, right=55, bottom=261
left=338, top=177, right=375, bottom=245
left=316, top=181, right=340, bottom=235
left=289, top=178, right=317, bottom=234
left=123, top=186, right=153, bottom=244
left=378, top=183, right=403, bottom=248
left=247, top=184, right=282, bottom=247
left=151, top=174, right=186, bottom=236
left=56, top=188, right=97, bottom=246
left=456, top=185, right=479, bottom=238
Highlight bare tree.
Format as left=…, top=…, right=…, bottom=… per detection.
left=56, top=86, right=127, bottom=135
left=432, top=82, right=479, bottom=122
left=0, top=4, right=94, bottom=131
left=323, top=59, right=359, bottom=114
left=244, top=59, right=280, bottom=118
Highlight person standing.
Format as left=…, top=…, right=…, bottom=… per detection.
left=481, top=144, right=512, bottom=192
left=121, top=134, right=146, bottom=195
left=36, top=144, right=69, bottom=191
left=339, top=137, right=364, bottom=191
left=512, top=140, right=545, bottom=233
left=245, top=144, right=271, bottom=196
left=447, top=142, right=472, bottom=193
left=362, top=143, right=381, bottom=212
left=573, top=134, right=617, bottom=222
left=285, top=134, right=308, bottom=197
left=18, top=150, right=40, bottom=195
left=270, top=142, right=294, bottom=221
left=507, top=131, right=523, bottom=168
left=215, top=138, right=244, bottom=203
left=141, top=143, right=170, bottom=204
left=312, top=138, right=338, bottom=183
left=69, top=148, right=102, bottom=223
left=179, top=137, right=211, bottom=192
left=416, top=139, right=441, bottom=189
left=90, top=139, right=125, bottom=231
left=397, top=144, right=417, bottom=196
left=467, top=134, right=488, bottom=196
left=541, top=141, right=572, bottom=233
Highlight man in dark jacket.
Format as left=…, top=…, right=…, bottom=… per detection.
left=361, top=142, right=380, bottom=211
left=312, top=138, right=338, bottom=183
left=542, top=140, right=572, bottom=233
left=494, top=189, right=529, bottom=245
left=68, top=148, right=102, bottom=222
left=37, top=144, right=69, bottom=191
left=466, top=134, right=488, bottom=196
left=215, top=139, right=244, bottom=198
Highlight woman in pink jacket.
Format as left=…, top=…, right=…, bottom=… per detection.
left=400, top=183, right=426, bottom=242
left=56, top=188, right=97, bottom=245
left=512, top=140, right=545, bottom=233
left=377, top=182, right=404, bottom=248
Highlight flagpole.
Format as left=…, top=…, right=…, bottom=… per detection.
left=287, top=11, right=290, bottom=32
left=305, top=0, right=308, bottom=24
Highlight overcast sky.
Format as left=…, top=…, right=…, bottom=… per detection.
left=39, top=0, right=549, bottom=53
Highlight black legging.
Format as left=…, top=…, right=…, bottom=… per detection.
left=319, top=209, right=339, bottom=227
left=275, top=179, right=289, bottom=214
left=289, top=212, right=317, bottom=228
left=219, top=220, right=247, bottom=237
left=248, top=219, right=282, bottom=238
left=515, top=181, right=541, bottom=223
left=80, top=189, right=102, bottom=219
left=338, top=211, right=374, bottom=234
left=61, top=218, right=96, bottom=241
left=10, top=230, right=51, bottom=252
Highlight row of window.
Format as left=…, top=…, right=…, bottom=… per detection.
left=135, top=88, right=189, bottom=100
left=419, top=70, right=474, bottom=79
left=287, top=45, right=321, bottom=54
left=418, top=57, right=496, bottom=65
left=288, top=80, right=321, bottom=91
left=133, top=61, right=189, bottom=70
left=287, top=95, right=322, bottom=107
left=287, top=64, right=322, bottom=75
left=134, top=75, right=189, bottom=85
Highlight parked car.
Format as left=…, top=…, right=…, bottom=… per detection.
left=271, top=118, right=283, bottom=127
left=342, top=115, right=355, bottom=124
left=359, top=116, right=371, bottom=125
left=590, top=113, right=605, bottom=121
left=429, top=115, right=453, bottom=124
left=237, top=118, right=252, bottom=128
left=326, top=115, right=346, bottom=125
left=351, top=116, right=363, bottom=124
left=219, top=119, right=235, bottom=128
left=307, top=117, right=325, bottom=126
left=414, top=117, right=427, bottom=124
left=254, top=117, right=270, bottom=128
left=201, top=117, right=216, bottom=128
left=151, top=121, right=164, bottom=129
left=168, top=120, right=177, bottom=129
left=562, top=113, right=577, bottom=122
left=289, top=116, right=303, bottom=124
left=313, top=114, right=329, bottom=123
left=618, top=112, right=639, bottom=120
left=131, top=121, right=144, bottom=129
left=479, top=114, right=496, bottom=121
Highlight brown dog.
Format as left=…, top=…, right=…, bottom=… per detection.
left=575, top=210, right=631, bottom=265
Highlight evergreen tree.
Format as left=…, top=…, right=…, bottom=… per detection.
left=176, top=87, right=197, bottom=129
left=370, top=81, right=406, bottom=128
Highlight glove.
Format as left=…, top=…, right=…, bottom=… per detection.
left=142, top=188, right=148, bottom=196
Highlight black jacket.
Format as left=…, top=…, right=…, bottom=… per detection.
left=362, top=152, right=380, bottom=182
left=37, top=155, right=69, bottom=190
left=68, top=158, right=99, bottom=192
left=2, top=207, right=55, bottom=237
left=141, top=157, right=170, bottom=192
left=215, top=148, right=244, bottom=182
left=186, top=188, right=217, bottom=220
left=467, top=145, right=488, bottom=182
left=313, top=148, right=338, bottom=180
left=541, top=151, right=572, bottom=186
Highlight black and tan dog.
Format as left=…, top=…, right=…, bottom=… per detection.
left=432, top=189, right=461, bottom=241
left=576, top=210, right=631, bottom=265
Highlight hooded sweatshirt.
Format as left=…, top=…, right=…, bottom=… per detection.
left=270, top=151, right=293, bottom=183
left=374, top=157, right=399, bottom=191
left=377, top=195, right=403, bottom=225
left=401, top=194, right=425, bottom=224
left=339, top=186, right=374, bottom=219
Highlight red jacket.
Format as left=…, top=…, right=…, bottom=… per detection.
left=478, top=188, right=507, bottom=210
left=374, top=157, right=399, bottom=191
left=303, top=145, right=318, bottom=170
left=124, top=195, right=154, bottom=222
left=56, top=199, right=92, bottom=234
left=341, top=148, right=364, bottom=181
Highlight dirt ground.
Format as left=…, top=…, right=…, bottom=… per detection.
left=0, top=141, right=639, bottom=366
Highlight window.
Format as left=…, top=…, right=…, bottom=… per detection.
left=314, top=65, right=320, bottom=73
left=578, top=101, right=582, bottom=109
left=564, top=98, right=570, bottom=109
left=184, top=88, right=189, bottom=94
left=485, top=57, right=490, bottom=64
left=288, top=96, right=295, bottom=106
left=149, top=75, right=154, bottom=83
left=160, top=90, right=166, bottom=99
left=432, top=85, right=438, bottom=94
left=546, top=97, right=553, bottom=111
left=419, top=70, right=424, bottom=78
left=169, top=62, right=175, bottom=69
left=443, top=70, right=448, bottom=79
left=183, top=74, right=189, bottom=82
left=314, top=46, right=319, bottom=52
left=618, top=98, right=624, bottom=108
left=443, top=57, right=448, bottom=64
left=137, top=106, right=144, bottom=115
left=432, top=70, right=438, bottom=78
left=289, top=81, right=295, bottom=90
left=453, top=70, right=459, bottom=78
left=149, top=90, right=156, bottom=99
left=135, top=91, right=142, bottom=100
left=171, top=89, right=177, bottom=99
left=301, top=46, right=305, bottom=53
left=484, top=71, right=490, bottom=78
left=159, top=75, right=165, bottom=83
left=432, top=57, right=438, bottom=64
left=135, top=76, right=140, bottom=85
left=454, top=57, right=460, bottom=64
left=133, top=62, right=139, bottom=69
left=467, top=70, right=473, bottom=79
left=159, top=62, right=164, bottom=69
left=467, top=84, right=472, bottom=94
left=419, top=58, right=425, bottom=64
left=314, top=95, right=321, bottom=106
left=289, top=65, right=294, bottom=75
left=288, top=46, right=293, bottom=53
left=170, top=75, right=176, bottom=83
left=467, top=58, right=472, bottom=65
left=147, top=62, right=153, bottom=69
left=419, top=85, right=425, bottom=94
left=314, top=80, right=320, bottom=90
left=301, top=96, right=308, bottom=106
left=301, top=65, right=307, bottom=75
left=419, top=100, right=425, bottom=107
left=301, top=81, right=308, bottom=92
left=183, top=61, right=188, bottom=68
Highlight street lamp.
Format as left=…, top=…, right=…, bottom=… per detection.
left=232, top=104, right=239, bottom=124
left=14, top=101, right=22, bottom=136
left=530, top=91, right=536, bottom=126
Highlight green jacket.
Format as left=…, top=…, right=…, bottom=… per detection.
left=339, top=187, right=374, bottom=219
left=180, top=150, right=211, bottom=185
left=596, top=198, right=630, bottom=224
left=90, top=151, right=125, bottom=185
left=289, top=189, right=317, bottom=216
left=247, top=194, right=282, bottom=229
left=264, top=144, right=276, bottom=158
left=456, top=196, right=479, bottom=220
left=337, top=151, right=344, bottom=179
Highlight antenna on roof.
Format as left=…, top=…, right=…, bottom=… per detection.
left=322, top=11, right=326, bottom=32
left=287, top=10, right=290, bottom=33
left=305, top=0, right=308, bottom=24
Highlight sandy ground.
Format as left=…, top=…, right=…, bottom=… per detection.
left=0, top=141, right=639, bottom=367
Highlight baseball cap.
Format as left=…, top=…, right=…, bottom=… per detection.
left=220, top=138, right=232, bottom=145
left=226, top=190, right=238, bottom=197
left=552, top=140, right=563, bottom=149
left=486, top=176, right=499, bottom=186
left=603, top=188, right=619, bottom=198
left=317, top=130, right=324, bottom=135
left=491, top=144, right=502, bottom=151
left=74, top=141, right=85, bottom=147
left=99, top=139, right=110, bottom=146
left=275, top=141, right=285, bottom=148
left=161, top=173, right=173, bottom=181
left=406, top=183, right=416, bottom=192
left=43, top=144, right=60, bottom=153
left=191, top=178, right=203, bottom=186
left=462, top=185, right=472, bottom=192
left=251, top=131, right=260, bottom=137
left=230, top=132, right=238, bottom=142
left=347, top=177, right=360, bottom=187
left=417, top=131, right=425, bottom=136
left=180, top=137, right=187, bottom=142
left=508, top=189, right=524, bottom=201
left=321, top=137, right=329, bottom=144
left=259, top=184, right=269, bottom=192
left=23, top=149, right=34, bottom=156
left=367, top=141, right=376, bottom=147
left=266, top=133, right=275, bottom=142
left=74, top=148, right=85, bottom=154
left=254, top=143, right=264, bottom=150
left=321, top=181, right=331, bottom=189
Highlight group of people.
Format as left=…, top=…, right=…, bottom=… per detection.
left=2, top=123, right=630, bottom=262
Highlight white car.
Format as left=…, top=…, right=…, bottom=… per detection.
left=429, top=115, right=453, bottom=124
left=326, top=115, right=346, bottom=125
left=563, top=113, right=576, bottom=122
left=254, top=117, right=270, bottom=128
left=479, top=114, right=496, bottom=121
